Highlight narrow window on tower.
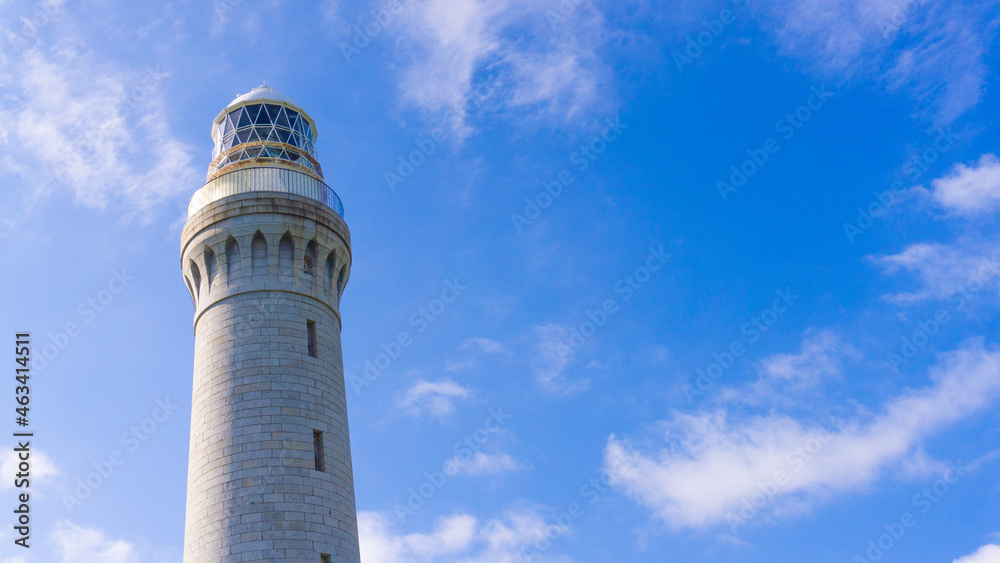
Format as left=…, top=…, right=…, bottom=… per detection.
left=321, top=554, right=331, bottom=563
left=313, top=430, right=325, bottom=472
left=307, top=320, right=318, bottom=357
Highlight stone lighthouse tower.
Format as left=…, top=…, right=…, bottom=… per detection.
left=180, top=85, right=361, bottom=562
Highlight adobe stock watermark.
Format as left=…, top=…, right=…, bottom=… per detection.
left=384, top=75, right=502, bottom=193
left=35, top=269, right=136, bottom=373
left=672, top=0, right=749, bottom=72
left=843, top=127, right=956, bottom=244
left=339, top=1, right=406, bottom=63
left=556, top=245, right=671, bottom=353
left=511, top=115, right=628, bottom=233
left=885, top=254, right=1000, bottom=372
left=213, top=0, right=243, bottom=17
left=393, top=407, right=511, bottom=523
left=349, top=278, right=467, bottom=394
left=878, top=0, right=930, bottom=38
left=53, top=66, right=169, bottom=180
left=717, top=85, right=835, bottom=202
left=545, top=0, right=590, bottom=27
left=852, top=460, right=970, bottom=563
left=520, top=454, right=630, bottom=559
left=683, top=287, right=799, bottom=403
left=726, top=421, right=843, bottom=533
left=62, top=397, right=179, bottom=513
left=4, top=0, right=64, bottom=57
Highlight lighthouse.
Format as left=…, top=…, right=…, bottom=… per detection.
left=180, top=85, right=361, bottom=562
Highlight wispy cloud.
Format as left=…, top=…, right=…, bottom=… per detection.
left=605, top=339, right=1000, bottom=529
left=378, top=0, right=611, bottom=136
left=874, top=241, right=1000, bottom=304
left=0, top=22, right=198, bottom=222
left=460, top=337, right=511, bottom=356
left=525, top=323, right=588, bottom=395
left=358, top=508, right=572, bottom=562
left=883, top=9, right=990, bottom=124
left=53, top=521, right=136, bottom=563
left=758, top=331, right=857, bottom=386
left=919, top=153, right=1000, bottom=217
left=954, top=544, right=1000, bottom=563
left=397, top=379, right=472, bottom=418
left=757, top=0, right=994, bottom=124
left=445, top=451, right=527, bottom=476
left=872, top=151, right=1000, bottom=304
left=719, top=331, right=860, bottom=405
left=446, top=337, right=513, bottom=371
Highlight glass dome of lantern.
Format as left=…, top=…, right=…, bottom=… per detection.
left=207, top=84, right=323, bottom=181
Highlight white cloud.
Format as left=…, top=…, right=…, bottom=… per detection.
left=383, top=0, right=611, bottom=136
left=397, top=379, right=471, bottom=418
left=759, top=331, right=856, bottom=385
left=0, top=25, right=198, bottom=222
left=955, top=544, right=1000, bottom=563
left=924, top=154, right=1000, bottom=217
left=447, top=337, right=513, bottom=371
left=1, top=447, right=59, bottom=491
left=460, top=337, right=511, bottom=356
left=719, top=331, right=859, bottom=406
left=757, top=0, right=991, bottom=123
left=525, top=324, right=588, bottom=395
left=358, top=508, right=572, bottom=563
left=873, top=153, right=1000, bottom=304
left=883, top=12, right=988, bottom=125
left=445, top=357, right=481, bottom=371
left=502, top=26, right=602, bottom=119
left=53, top=521, right=136, bottom=563
left=605, top=340, right=1000, bottom=529
left=394, top=0, right=503, bottom=118
left=321, top=0, right=345, bottom=32
left=874, top=241, right=1000, bottom=303
left=360, top=512, right=477, bottom=562
left=445, top=451, right=525, bottom=476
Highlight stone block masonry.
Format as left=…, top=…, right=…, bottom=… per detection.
left=180, top=192, right=360, bottom=563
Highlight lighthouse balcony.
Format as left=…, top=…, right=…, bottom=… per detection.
left=188, top=166, right=344, bottom=218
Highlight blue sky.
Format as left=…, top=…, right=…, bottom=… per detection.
left=1, top=0, right=1000, bottom=561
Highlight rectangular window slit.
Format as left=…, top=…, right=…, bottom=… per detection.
left=307, top=320, right=318, bottom=357
left=313, top=430, right=325, bottom=472
left=321, top=555, right=331, bottom=563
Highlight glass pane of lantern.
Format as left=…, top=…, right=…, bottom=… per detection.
left=236, top=107, right=252, bottom=128
left=253, top=105, right=269, bottom=124
left=275, top=107, right=290, bottom=128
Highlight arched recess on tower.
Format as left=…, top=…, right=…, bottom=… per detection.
left=225, top=236, right=242, bottom=284
left=279, top=232, right=295, bottom=280
left=251, top=231, right=268, bottom=277
left=204, top=246, right=218, bottom=289
left=325, top=251, right=337, bottom=295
